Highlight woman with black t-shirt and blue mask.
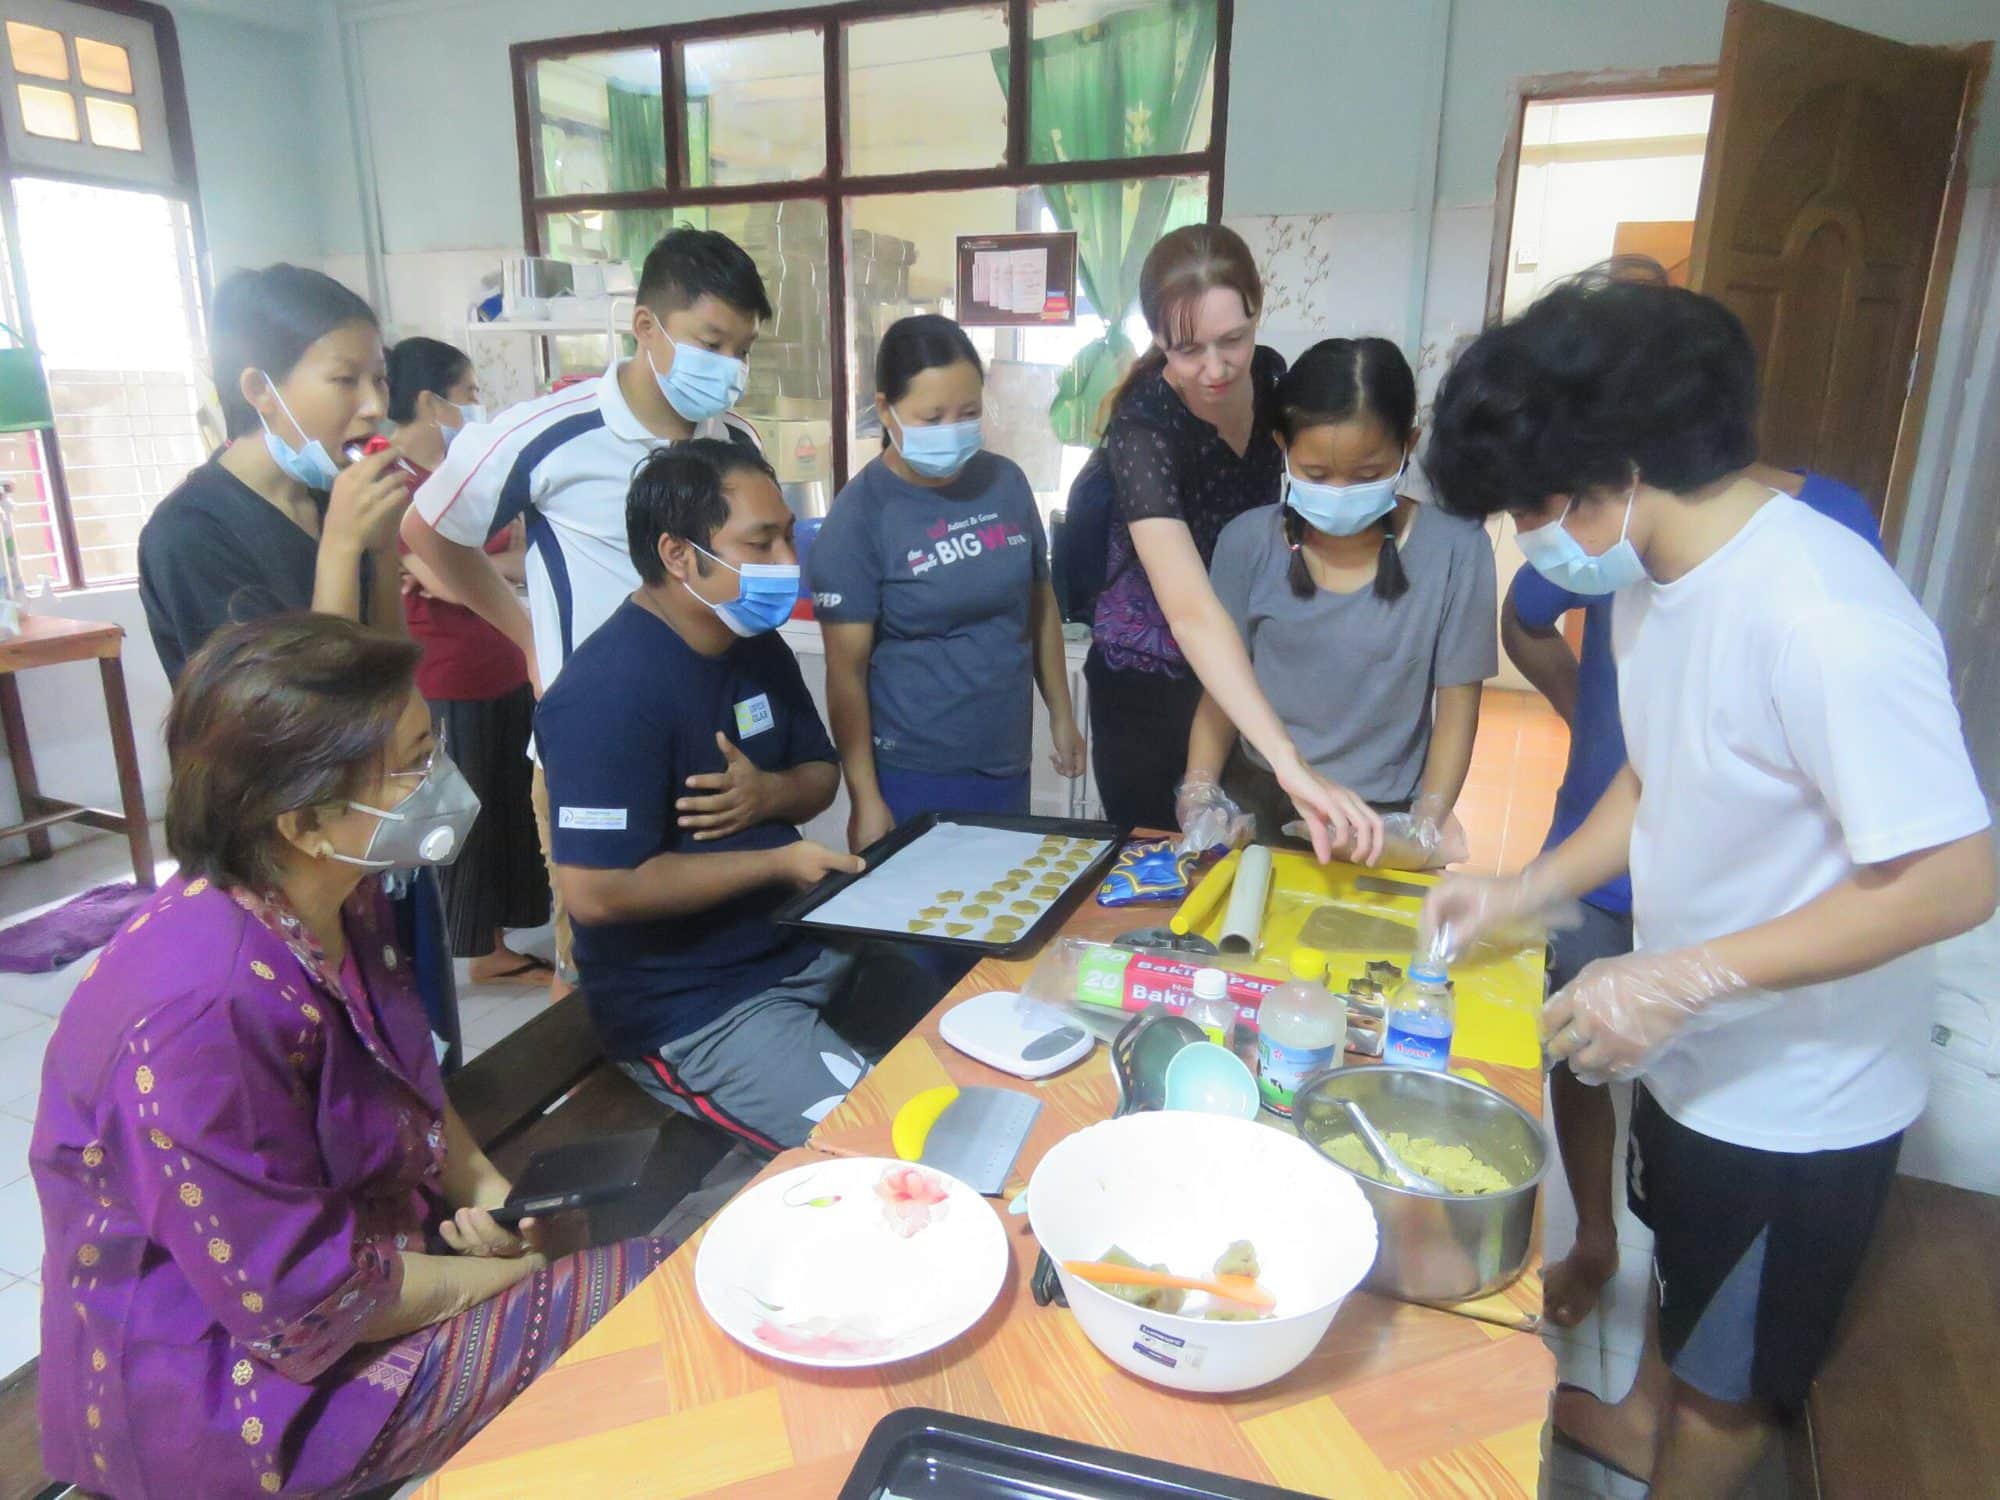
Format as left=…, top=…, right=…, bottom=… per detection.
left=809, top=314, right=1084, bottom=853
left=139, top=264, right=413, bottom=683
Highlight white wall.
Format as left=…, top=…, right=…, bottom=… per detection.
left=168, top=2, right=333, bottom=275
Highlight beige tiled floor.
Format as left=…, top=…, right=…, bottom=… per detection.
left=1460, top=686, right=1571, bottom=875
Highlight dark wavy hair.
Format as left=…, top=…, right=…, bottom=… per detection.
left=166, top=614, right=420, bottom=891
left=626, top=436, right=779, bottom=584
left=1424, top=269, right=1758, bottom=520
left=1274, top=337, right=1416, bottom=603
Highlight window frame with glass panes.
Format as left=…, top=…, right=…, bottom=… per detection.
left=0, top=0, right=205, bottom=590
left=511, top=0, right=1232, bottom=524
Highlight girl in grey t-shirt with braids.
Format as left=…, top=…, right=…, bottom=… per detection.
left=1185, top=337, right=1497, bottom=868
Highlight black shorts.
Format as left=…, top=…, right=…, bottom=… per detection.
left=1626, top=1085, right=1901, bottom=1410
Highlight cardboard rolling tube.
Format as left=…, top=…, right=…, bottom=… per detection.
left=1217, top=843, right=1273, bottom=955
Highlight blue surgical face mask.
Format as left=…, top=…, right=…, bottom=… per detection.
left=892, top=412, right=982, bottom=480
left=257, top=376, right=340, bottom=490
left=649, top=338, right=748, bottom=423
left=1283, top=461, right=1401, bottom=536
left=1516, top=483, right=1647, bottom=595
left=683, top=543, right=798, bottom=637
left=439, top=401, right=484, bottom=451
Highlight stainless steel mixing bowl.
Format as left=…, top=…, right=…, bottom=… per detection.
left=1292, top=1066, right=1549, bottom=1303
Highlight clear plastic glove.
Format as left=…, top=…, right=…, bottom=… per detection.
left=1375, top=791, right=1467, bottom=870
left=1417, top=864, right=1577, bottom=965
left=1543, top=945, right=1750, bottom=1084
left=1174, top=772, right=1253, bottom=856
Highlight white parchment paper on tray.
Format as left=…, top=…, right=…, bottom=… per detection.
left=804, top=822, right=1110, bottom=939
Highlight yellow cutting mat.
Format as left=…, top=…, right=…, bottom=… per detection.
left=1171, top=848, right=1545, bottom=1070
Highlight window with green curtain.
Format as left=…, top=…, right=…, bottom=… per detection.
left=994, top=0, right=1217, bottom=444
left=606, top=81, right=665, bottom=273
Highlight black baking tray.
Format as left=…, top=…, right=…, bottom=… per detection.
left=837, top=1408, right=1316, bottom=1499
left=772, top=812, right=1128, bottom=959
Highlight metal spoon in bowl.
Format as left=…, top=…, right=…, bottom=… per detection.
left=1340, top=1100, right=1447, bottom=1193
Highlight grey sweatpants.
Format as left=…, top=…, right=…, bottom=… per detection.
left=617, top=949, right=870, bottom=1153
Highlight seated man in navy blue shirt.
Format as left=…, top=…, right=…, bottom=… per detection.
left=1502, top=461, right=1882, bottom=1328
left=536, top=438, right=869, bottom=1151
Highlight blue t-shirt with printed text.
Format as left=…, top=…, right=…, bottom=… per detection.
left=534, top=599, right=837, bottom=1057
left=1510, top=474, right=1882, bottom=915
left=807, top=452, right=1048, bottom=778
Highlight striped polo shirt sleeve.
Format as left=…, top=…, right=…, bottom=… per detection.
left=412, top=385, right=602, bottom=548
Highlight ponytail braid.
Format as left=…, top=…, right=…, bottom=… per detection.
left=1283, top=506, right=1314, bottom=599
left=1284, top=503, right=1410, bottom=602
left=1373, top=509, right=1410, bottom=602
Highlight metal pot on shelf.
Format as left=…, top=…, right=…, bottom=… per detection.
left=1291, top=1066, right=1548, bottom=1303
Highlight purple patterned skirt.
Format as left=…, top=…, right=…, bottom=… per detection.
left=336, top=1235, right=671, bottom=1495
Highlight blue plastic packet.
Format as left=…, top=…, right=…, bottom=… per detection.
left=1096, top=838, right=1197, bottom=906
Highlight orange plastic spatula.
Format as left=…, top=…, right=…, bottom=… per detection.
left=1061, top=1259, right=1276, bottom=1312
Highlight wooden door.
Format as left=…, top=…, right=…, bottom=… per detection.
left=1689, top=0, right=1977, bottom=542
left=1612, top=221, right=1694, bottom=286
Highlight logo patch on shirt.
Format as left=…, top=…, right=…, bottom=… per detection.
left=734, top=693, right=776, bottom=738
left=558, top=806, right=628, bottom=831
left=904, top=510, right=1027, bottom=577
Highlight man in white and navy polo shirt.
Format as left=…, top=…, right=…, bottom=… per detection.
left=402, top=226, right=770, bottom=977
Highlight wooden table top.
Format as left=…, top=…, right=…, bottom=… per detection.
left=420, top=868, right=1555, bottom=1499
left=0, top=611, right=123, bottom=673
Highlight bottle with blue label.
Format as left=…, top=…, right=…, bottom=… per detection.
left=1256, top=946, right=1345, bottom=1117
left=1384, top=962, right=1455, bottom=1070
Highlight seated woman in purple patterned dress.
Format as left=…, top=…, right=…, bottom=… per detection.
left=30, top=614, right=668, bottom=1500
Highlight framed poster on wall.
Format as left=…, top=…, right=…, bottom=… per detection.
left=955, top=232, right=1078, bottom=327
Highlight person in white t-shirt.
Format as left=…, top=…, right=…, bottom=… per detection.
left=400, top=228, right=770, bottom=981
left=1418, top=271, right=1994, bottom=1498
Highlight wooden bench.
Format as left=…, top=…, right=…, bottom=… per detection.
left=1796, top=1175, right=2000, bottom=1496
left=448, top=989, right=736, bottom=1243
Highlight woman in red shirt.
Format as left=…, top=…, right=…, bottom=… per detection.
left=389, top=338, right=552, bottom=982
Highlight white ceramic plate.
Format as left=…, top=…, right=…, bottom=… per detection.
left=695, top=1156, right=1009, bottom=1368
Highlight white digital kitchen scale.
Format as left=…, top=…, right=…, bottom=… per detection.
left=939, top=990, right=1095, bottom=1080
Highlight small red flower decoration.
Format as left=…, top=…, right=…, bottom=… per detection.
left=875, top=1164, right=951, bottom=1238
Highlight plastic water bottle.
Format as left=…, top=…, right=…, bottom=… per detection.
left=1186, top=966, right=1236, bottom=1050
left=1256, top=946, right=1346, bottom=1118
left=1384, top=962, right=1455, bottom=1070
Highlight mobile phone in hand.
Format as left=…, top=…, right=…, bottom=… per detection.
left=484, top=1131, right=658, bottom=1231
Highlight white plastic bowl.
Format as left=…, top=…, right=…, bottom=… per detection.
left=1028, top=1111, right=1378, bottom=1393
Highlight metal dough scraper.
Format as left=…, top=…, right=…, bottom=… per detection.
left=914, top=1087, right=1042, bottom=1197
